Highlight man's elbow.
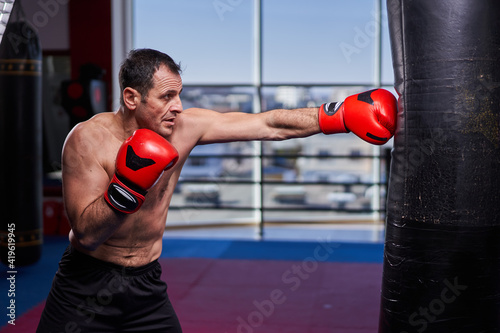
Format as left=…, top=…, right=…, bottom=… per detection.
left=69, top=229, right=100, bottom=251
left=78, top=239, right=100, bottom=252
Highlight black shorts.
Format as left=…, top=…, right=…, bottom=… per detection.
left=36, top=245, right=182, bottom=333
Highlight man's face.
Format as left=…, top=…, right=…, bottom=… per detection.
left=135, top=65, right=183, bottom=137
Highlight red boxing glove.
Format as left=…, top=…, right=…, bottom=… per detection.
left=318, top=89, right=397, bottom=145
left=104, top=129, right=179, bottom=213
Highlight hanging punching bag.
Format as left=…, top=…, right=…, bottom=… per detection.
left=379, top=0, right=500, bottom=331
left=0, top=1, right=43, bottom=266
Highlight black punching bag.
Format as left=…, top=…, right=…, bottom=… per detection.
left=0, top=1, right=43, bottom=266
left=379, top=0, right=500, bottom=332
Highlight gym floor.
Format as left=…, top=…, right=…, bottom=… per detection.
left=0, top=224, right=385, bottom=333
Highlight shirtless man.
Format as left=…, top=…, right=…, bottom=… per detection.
left=37, top=48, right=397, bottom=332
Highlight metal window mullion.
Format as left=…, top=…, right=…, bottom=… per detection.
left=252, top=0, right=264, bottom=238
left=371, top=0, right=384, bottom=239
left=111, top=0, right=133, bottom=110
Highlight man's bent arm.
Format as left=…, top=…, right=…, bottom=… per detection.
left=62, top=124, right=127, bottom=251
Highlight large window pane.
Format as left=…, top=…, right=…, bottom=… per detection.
left=262, top=0, right=377, bottom=84
left=133, top=0, right=254, bottom=84
left=260, top=85, right=388, bottom=223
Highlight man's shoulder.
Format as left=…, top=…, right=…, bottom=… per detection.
left=64, top=112, right=119, bottom=151
left=182, top=107, right=222, bottom=115
left=62, top=113, right=120, bottom=172
left=169, top=108, right=213, bottom=150
left=69, top=113, right=116, bottom=138
left=177, top=107, right=221, bottom=128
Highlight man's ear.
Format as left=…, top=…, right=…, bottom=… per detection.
left=123, top=87, right=141, bottom=110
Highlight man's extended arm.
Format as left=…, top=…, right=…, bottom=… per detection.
left=192, top=88, right=397, bottom=145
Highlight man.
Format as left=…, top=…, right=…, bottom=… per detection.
left=37, top=48, right=397, bottom=332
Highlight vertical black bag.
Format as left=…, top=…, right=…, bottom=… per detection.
left=0, top=0, right=43, bottom=266
left=379, top=0, right=500, bottom=331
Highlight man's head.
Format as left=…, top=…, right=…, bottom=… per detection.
left=119, top=48, right=182, bottom=107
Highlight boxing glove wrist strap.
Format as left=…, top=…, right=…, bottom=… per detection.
left=104, top=174, right=147, bottom=214
left=318, top=102, right=349, bottom=135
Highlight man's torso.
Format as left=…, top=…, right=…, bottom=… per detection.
left=66, top=111, right=197, bottom=267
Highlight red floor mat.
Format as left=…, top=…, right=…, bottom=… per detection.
left=1, top=258, right=382, bottom=333
left=161, top=258, right=382, bottom=333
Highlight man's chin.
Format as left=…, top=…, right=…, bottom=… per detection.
left=157, top=125, right=174, bottom=137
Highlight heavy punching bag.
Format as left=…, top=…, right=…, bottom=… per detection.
left=0, top=1, right=43, bottom=266
left=379, top=0, right=500, bottom=332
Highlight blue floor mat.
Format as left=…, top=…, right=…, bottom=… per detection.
left=161, top=238, right=384, bottom=263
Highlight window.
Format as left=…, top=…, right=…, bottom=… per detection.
left=131, top=0, right=394, bottom=233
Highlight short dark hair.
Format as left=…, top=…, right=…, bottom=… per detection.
left=119, top=48, right=182, bottom=106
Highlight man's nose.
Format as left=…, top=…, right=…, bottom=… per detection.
left=171, top=97, right=183, bottom=113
